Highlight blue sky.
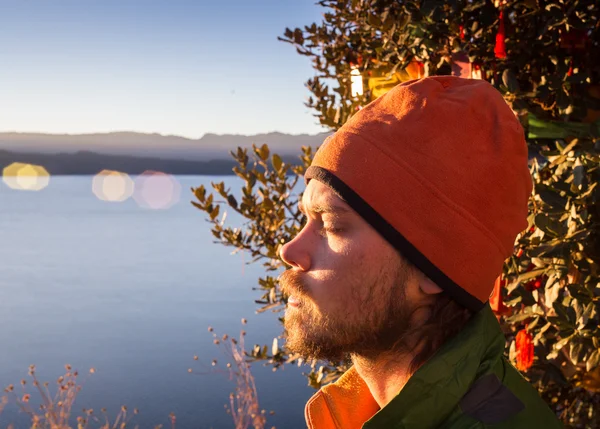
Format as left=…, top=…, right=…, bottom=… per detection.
left=0, top=1, right=327, bottom=138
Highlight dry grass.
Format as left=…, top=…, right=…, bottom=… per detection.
left=189, top=324, right=273, bottom=429
left=0, top=365, right=175, bottom=429
left=225, top=332, right=267, bottom=429
left=1, top=323, right=272, bottom=429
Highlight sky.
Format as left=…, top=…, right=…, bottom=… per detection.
left=0, top=0, right=328, bottom=138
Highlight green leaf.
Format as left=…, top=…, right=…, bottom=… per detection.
left=527, top=242, right=567, bottom=258
left=227, top=195, right=238, bottom=209
left=553, top=335, right=573, bottom=351
left=505, top=295, right=523, bottom=306
left=587, top=350, right=600, bottom=372
left=567, top=283, right=592, bottom=303
left=194, top=185, right=206, bottom=202
left=258, top=144, right=270, bottom=161
left=263, top=198, right=274, bottom=211
left=575, top=302, right=594, bottom=330
left=545, top=280, right=562, bottom=307
left=210, top=205, right=220, bottom=221
left=547, top=316, right=574, bottom=332
left=570, top=342, right=584, bottom=365
left=534, top=322, right=552, bottom=343
left=272, top=154, right=283, bottom=173
left=247, top=173, right=257, bottom=189
left=553, top=301, right=576, bottom=327
left=538, top=189, right=568, bottom=209
left=535, top=213, right=567, bottom=237
left=506, top=311, right=538, bottom=324
left=517, top=268, right=546, bottom=283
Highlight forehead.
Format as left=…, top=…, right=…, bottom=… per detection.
left=300, top=179, right=350, bottom=212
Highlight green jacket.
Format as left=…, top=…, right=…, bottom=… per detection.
left=305, top=305, right=563, bottom=428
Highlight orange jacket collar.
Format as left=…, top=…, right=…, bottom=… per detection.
left=305, top=366, right=380, bottom=429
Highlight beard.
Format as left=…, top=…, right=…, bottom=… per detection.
left=280, top=257, right=416, bottom=362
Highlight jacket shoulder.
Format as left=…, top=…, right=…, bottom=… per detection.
left=441, top=359, right=563, bottom=429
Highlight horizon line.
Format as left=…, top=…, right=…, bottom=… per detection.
left=0, top=129, right=330, bottom=140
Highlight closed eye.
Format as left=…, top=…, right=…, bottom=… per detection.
left=318, top=225, right=344, bottom=236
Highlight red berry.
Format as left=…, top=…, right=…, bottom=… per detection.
left=526, top=276, right=545, bottom=291
left=516, top=249, right=524, bottom=258
left=516, top=330, right=534, bottom=371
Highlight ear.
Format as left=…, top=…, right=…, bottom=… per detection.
left=419, top=273, right=443, bottom=295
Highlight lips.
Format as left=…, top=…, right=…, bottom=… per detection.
left=287, top=295, right=300, bottom=308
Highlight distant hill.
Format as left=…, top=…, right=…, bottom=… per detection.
left=0, top=131, right=329, bottom=175
left=0, top=131, right=328, bottom=160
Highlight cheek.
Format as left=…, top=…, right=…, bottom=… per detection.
left=315, top=237, right=369, bottom=277
left=309, top=241, right=375, bottom=306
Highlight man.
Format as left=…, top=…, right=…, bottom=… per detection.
left=278, top=76, right=563, bottom=428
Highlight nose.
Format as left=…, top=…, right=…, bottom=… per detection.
left=279, top=230, right=311, bottom=271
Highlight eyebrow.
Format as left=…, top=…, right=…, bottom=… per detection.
left=298, top=200, right=351, bottom=215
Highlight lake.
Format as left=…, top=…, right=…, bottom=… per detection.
left=0, top=175, right=313, bottom=429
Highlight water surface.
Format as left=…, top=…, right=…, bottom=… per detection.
left=0, top=175, right=312, bottom=428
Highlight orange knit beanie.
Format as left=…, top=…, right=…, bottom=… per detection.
left=305, top=76, right=532, bottom=311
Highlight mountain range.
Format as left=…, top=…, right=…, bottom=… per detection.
left=0, top=131, right=329, bottom=175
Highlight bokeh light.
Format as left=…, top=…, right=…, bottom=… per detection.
left=133, top=171, right=181, bottom=210
left=2, top=162, right=50, bottom=191
left=92, top=170, right=134, bottom=202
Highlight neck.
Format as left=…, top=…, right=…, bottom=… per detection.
left=351, top=352, right=415, bottom=409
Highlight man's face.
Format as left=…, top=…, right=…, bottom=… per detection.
left=279, top=180, right=423, bottom=362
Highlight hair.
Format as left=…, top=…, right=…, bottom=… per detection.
left=407, top=291, right=474, bottom=374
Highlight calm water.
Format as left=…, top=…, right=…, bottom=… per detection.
left=0, top=175, right=312, bottom=428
